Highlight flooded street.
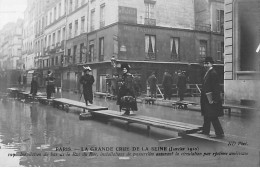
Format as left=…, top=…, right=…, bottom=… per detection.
left=0, top=93, right=260, bottom=166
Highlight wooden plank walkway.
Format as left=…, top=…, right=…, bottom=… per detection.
left=90, top=110, right=202, bottom=136
left=172, top=100, right=198, bottom=109
left=223, top=104, right=259, bottom=115
left=52, top=98, right=108, bottom=112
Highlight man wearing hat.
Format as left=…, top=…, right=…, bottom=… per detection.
left=117, top=63, right=138, bottom=115
left=45, top=71, right=55, bottom=99
left=80, top=66, right=95, bottom=105
left=199, top=57, right=224, bottom=138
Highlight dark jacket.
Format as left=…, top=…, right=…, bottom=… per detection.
left=30, top=79, right=38, bottom=95
left=80, top=74, right=95, bottom=95
left=177, top=74, right=187, bottom=90
left=148, top=74, right=157, bottom=91
left=162, top=72, right=173, bottom=87
left=200, top=68, right=223, bottom=117
left=117, top=73, right=137, bottom=111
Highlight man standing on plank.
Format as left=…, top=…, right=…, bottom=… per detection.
left=80, top=66, right=95, bottom=106
left=199, top=57, right=224, bottom=138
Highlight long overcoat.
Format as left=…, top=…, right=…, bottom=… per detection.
left=200, top=68, right=223, bottom=117
left=80, top=74, right=95, bottom=101
left=117, top=73, right=138, bottom=111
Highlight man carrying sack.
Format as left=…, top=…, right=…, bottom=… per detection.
left=199, top=57, right=224, bottom=138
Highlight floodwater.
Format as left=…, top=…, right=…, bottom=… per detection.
left=0, top=92, right=260, bottom=167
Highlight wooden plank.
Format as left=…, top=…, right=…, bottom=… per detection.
left=91, top=110, right=201, bottom=133
left=136, top=115, right=202, bottom=130
left=53, top=98, right=108, bottom=111
left=223, top=104, right=259, bottom=110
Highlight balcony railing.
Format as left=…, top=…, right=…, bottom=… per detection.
left=145, top=52, right=156, bottom=60
left=144, top=18, right=156, bottom=26
left=195, top=24, right=211, bottom=32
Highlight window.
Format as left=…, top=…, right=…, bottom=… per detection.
left=52, top=33, right=56, bottom=46
left=73, top=45, right=77, bottom=63
left=59, top=3, right=61, bottom=17
left=217, top=41, right=224, bottom=61
left=50, top=12, right=52, bottom=23
left=75, top=0, right=78, bottom=9
left=90, top=9, right=95, bottom=31
left=55, top=56, right=58, bottom=65
left=144, top=2, right=156, bottom=25
left=69, top=0, right=73, bottom=13
left=80, top=43, right=84, bottom=63
left=99, top=37, right=104, bottom=61
left=81, top=16, right=85, bottom=33
left=52, top=58, right=54, bottom=66
left=48, top=35, right=51, bottom=47
left=145, top=2, right=155, bottom=19
left=57, top=30, right=61, bottom=44
left=62, top=27, right=66, bottom=41
left=89, top=40, right=94, bottom=62
left=217, top=10, right=224, bottom=33
left=67, top=49, right=71, bottom=64
left=69, top=23, right=72, bottom=39
left=100, top=4, right=105, bottom=28
left=199, top=40, right=207, bottom=58
left=75, top=20, right=78, bottom=36
left=54, top=7, right=56, bottom=21
left=171, top=37, right=180, bottom=60
left=145, top=35, right=156, bottom=60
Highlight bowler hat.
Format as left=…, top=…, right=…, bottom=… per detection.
left=83, top=66, right=91, bottom=71
left=204, top=57, right=214, bottom=64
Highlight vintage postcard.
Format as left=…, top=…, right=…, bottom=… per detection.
left=0, top=0, right=259, bottom=167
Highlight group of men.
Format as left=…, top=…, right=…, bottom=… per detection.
left=147, top=69, right=187, bottom=101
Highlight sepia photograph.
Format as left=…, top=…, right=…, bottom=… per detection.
left=0, top=0, right=259, bottom=167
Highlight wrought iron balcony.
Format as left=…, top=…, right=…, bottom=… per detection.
left=144, top=18, right=156, bottom=26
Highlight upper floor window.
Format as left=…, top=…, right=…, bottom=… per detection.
left=99, top=37, right=104, bottom=61
left=145, top=2, right=155, bottom=19
left=69, top=23, right=72, bottom=39
left=59, top=3, right=61, bottom=17
left=81, top=16, right=85, bottom=33
left=75, top=20, right=78, bottom=36
left=69, top=0, right=73, bottom=13
left=50, top=12, right=52, bottom=24
left=90, top=9, right=95, bottom=31
left=145, top=35, right=156, bottom=60
left=170, top=37, right=180, bottom=60
left=75, top=0, right=79, bottom=9
left=57, top=30, right=61, bottom=43
left=52, top=33, right=56, bottom=46
left=217, top=41, right=224, bottom=62
left=100, top=4, right=105, bottom=28
left=217, top=10, right=224, bottom=34
left=54, top=7, right=57, bottom=21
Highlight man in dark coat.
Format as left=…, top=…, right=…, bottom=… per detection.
left=80, top=66, right=95, bottom=106
left=199, top=57, right=224, bottom=138
left=147, top=72, right=157, bottom=98
left=45, top=71, right=55, bottom=99
left=162, top=70, right=173, bottom=100
left=117, top=63, right=138, bottom=115
left=30, top=75, right=38, bottom=97
left=177, top=70, right=187, bottom=101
